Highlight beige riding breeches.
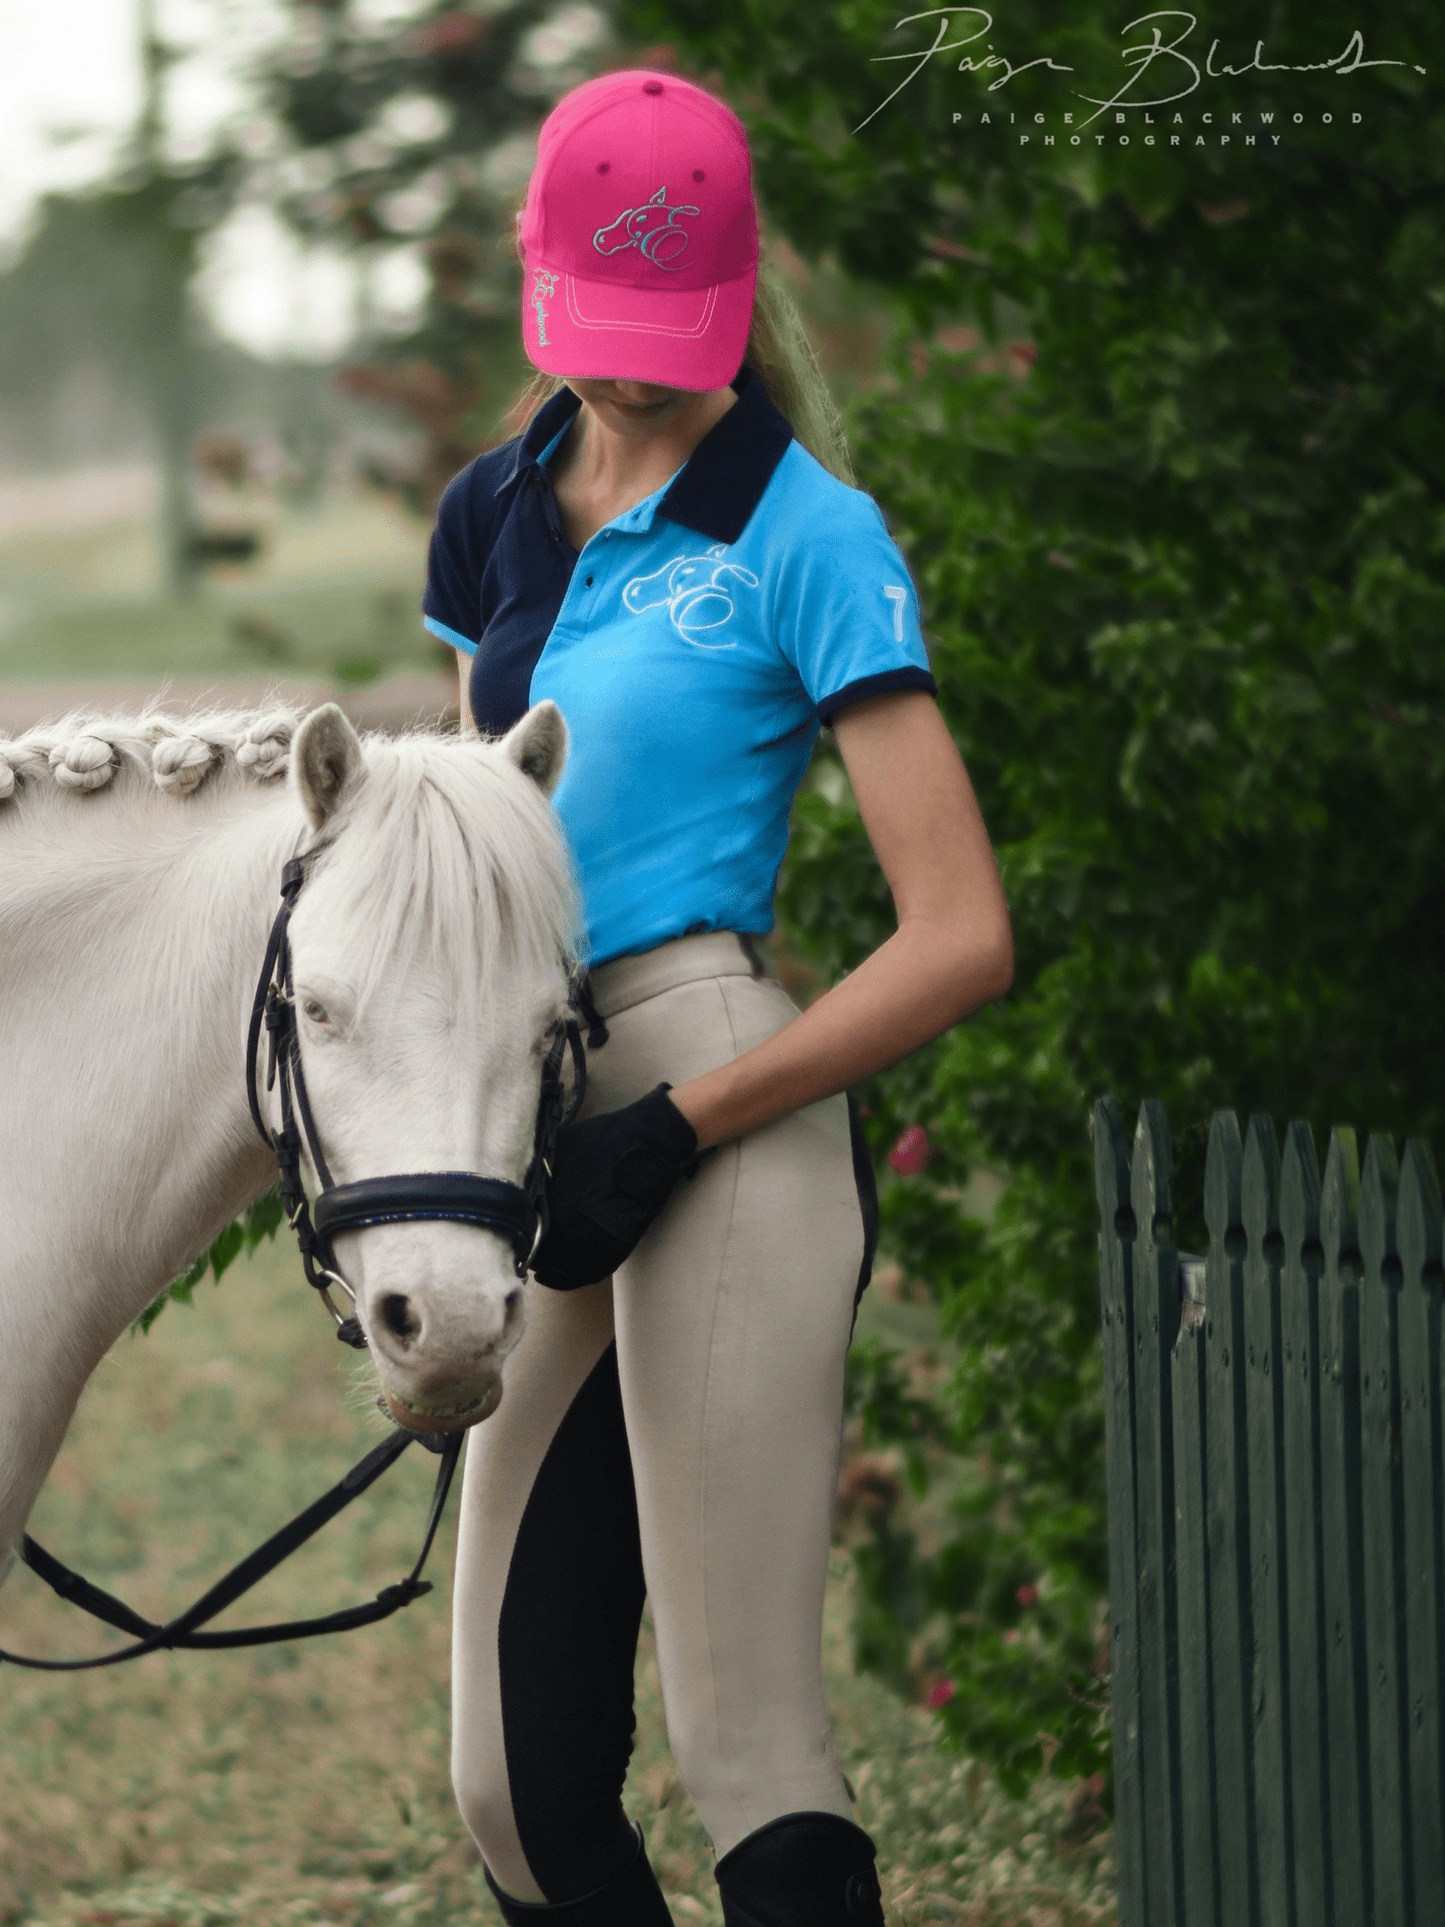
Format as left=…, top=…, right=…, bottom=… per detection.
left=448, top=931, right=875, bottom=1904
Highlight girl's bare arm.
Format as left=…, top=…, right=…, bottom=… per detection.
left=667, top=689, right=1013, bottom=1150
left=455, top=648, right=477, bottom=737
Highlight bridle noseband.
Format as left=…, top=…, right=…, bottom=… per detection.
left=244, top=838, right=591, bottom=1349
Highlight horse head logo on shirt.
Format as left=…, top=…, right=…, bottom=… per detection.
left=592, top=186, right=700, bottom=272
left=623, top=545, right=759, bottom=648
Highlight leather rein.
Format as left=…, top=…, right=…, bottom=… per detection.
left=2, top=835, right=603, bottom=1672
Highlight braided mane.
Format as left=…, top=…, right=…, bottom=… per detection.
left=0, top=700, right=297, bottom=805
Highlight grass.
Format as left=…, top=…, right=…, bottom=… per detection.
left=0, top=1237, right=1117, bottom=1927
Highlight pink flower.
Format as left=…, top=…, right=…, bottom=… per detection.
left=1002, top=1629, right=1022, bottom=1646
left=926, top=1678, right=957, bottom=1709
left=1016, top=1583, right=1039, bottom=1609
left=888, top=1126, right=933, bottom=1176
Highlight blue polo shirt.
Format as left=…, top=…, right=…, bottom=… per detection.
left=422, top=367, right=936, bottom=965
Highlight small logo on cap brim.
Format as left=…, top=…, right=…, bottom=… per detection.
left=531, top=268, right=559, bottom=344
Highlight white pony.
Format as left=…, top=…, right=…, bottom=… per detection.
left=0, top=697, right=577, bottom=1579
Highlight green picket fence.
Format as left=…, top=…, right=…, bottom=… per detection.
left=1092, top=1095, right=1445, bottom=1927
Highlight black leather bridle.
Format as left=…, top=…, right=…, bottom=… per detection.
left=244, top=836, right=590, bottom=1351
left=2, top=834, right=605, bottom=1672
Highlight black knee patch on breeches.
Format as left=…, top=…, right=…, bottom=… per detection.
left=498, top=1338, right=648, bottom=1902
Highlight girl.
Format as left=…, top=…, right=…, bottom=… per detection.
left=422, top=69, right=1013, bottom=1927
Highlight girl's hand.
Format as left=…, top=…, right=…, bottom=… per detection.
left=530, top=1084, right=705, bottom=1290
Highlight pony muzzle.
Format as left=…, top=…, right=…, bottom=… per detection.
left=345, top=1222, right=526, bottom=1436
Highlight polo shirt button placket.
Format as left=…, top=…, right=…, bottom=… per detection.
left=534, top=467, right=564, bottom=548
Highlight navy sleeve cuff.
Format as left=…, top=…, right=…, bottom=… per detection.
left=816, top=667, right=937, bottom=728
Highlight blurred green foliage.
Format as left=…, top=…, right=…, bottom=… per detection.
left=257, top=0, right=626, bottom=508
left=616, top=0, right=1445, bottom=1795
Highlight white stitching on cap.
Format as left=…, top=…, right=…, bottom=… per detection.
left=564, top=276, right=717, bottom=337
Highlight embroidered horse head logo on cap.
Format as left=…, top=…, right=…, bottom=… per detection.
left=593, top=186, right=700, bottom=272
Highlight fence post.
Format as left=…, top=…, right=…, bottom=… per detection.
left=1172, top=1244, right=1219, bottom=1927
left=1093, top=1096, right=1150, bottom=1927
left=1241, top=1114, right=1294, bottom=1927
left=1319, top=1127, right=1373, bottom=1923
left=1358, top=1135, right=1413, bottom=1924
left=1202, top=1111, right=1260, bottom=1927
left=1099, top=1106, right=1444, bottom=1925
left=1278, top=1121, right=1333, bottom=1927
left=1397, top=1138, right=1445, bottom=1923
left=1131, top=1099, right=1185, bottom=1924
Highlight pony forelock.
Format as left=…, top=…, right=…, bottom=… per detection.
left=300, top=732, right=581, bottom=1019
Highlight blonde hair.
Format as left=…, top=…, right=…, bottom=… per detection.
left=506, top=249, right=856, bottom=487
left=742, top=257, right=855, bottom=486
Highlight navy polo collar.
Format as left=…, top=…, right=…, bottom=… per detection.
left=493, top=365, right=794, bottom=547
left=659, top=365, right=795, bottom=543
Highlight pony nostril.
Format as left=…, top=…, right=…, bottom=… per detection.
left=381, top=1293, right=420, bottom=1344
left=505, top=1287, right=523, bottom=1318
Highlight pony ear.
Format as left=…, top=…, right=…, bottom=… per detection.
left=500, top=701, right=568, bottom=798
left=293, top=703, right=367, bottom=829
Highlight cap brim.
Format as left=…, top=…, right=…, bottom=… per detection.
left=521, top=259, right=757, bottom=392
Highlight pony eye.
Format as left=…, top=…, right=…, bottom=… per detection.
left=301, top=997, right=329, bottom=1025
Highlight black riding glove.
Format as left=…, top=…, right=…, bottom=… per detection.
left=531, top=1083, right=705, bottom=1290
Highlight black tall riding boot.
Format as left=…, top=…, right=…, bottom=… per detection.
left=713, top=1812, right=886, bottom=1926
left=482, top=1821, right=675, bottom=1926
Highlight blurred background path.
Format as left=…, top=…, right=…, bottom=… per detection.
left=0, top=451, right=457, bottom=734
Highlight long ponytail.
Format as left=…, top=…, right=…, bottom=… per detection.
left=739, top=255, right=855, bottom=486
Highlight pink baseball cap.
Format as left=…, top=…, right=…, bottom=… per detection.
left=518, top=70, right=759, bottom=392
